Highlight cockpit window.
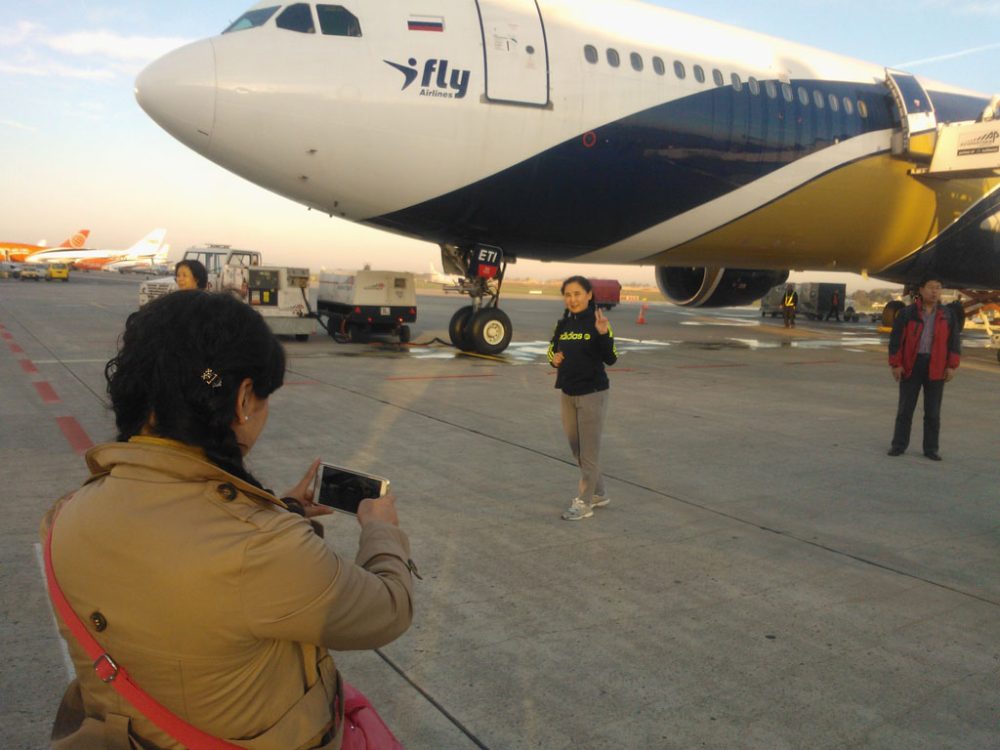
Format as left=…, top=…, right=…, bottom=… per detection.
left=317, top=5, right=362, bottom=37
left=276, top=3, right=316, bottom=34
left=223, top=6, right=279, bottom=34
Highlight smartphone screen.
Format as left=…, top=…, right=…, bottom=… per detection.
left=315, top=465, right=387, bottom=514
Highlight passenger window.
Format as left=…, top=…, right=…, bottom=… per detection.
left=730, top=73, right=742, bottom=92
left=798, top=86, right=809, bottom=105
left=712, top=69, right=724, bottom=86
left=317, top=5, right=361, bottom=37
left=843, top=97, right=854, bottom=115
left=584, top=45, right=598, bottom=64
left=782, top=83, right=793, bottom=102
left=630, top=52, right=643, bottom=72
left=828, top=93, right=839, bottom=112
left=223, top=6, right=279, bottom=33
left=607, top=48, right=620, bottom=67
left=813, top=90, right=824, bottom=108
left=858, top=100, right=869, bottom=118
left=652, top=56, right=665, bottom=75
left=693, top=65, right=705, bottom=83
left=765, top=80, right=777, bottom=99
left=748, top=77, right=760, bottom=95
left=276, top=3, right=315, bottom=33
left=674, top=60, right=686, bottom=80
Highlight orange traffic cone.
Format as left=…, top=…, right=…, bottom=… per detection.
left=636, top=302, right=648, bottom=325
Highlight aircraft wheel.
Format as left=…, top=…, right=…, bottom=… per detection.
left=467, top=308, right=512, bottom=355
left=399, top=325, right=411, bottom=344
left=882, top=300, right=905, bottom=328
left=448, top=305, right=475, bottom=349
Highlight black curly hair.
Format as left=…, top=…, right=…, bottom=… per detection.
left=105, top=291, right=285, bottom=486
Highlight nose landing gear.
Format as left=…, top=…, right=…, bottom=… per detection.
left=441, top=243, right=514, bottom=355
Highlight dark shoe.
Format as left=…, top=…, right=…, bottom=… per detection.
left=887, top=447, right=904, bottom=456
left=924, top=452, right=942, bottom=461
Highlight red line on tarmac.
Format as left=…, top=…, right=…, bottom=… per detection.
left=385, top=374, right=498, bottom=382
left=674, top=363, right=748, bottom=369
left=56, top=416, right=93, bottom=454
left=1, top=332, right=12, bottom=340
left=20, top=358, right=38, bottom=373
left=34, top=382, right=61, bottom=403
left=9, top=342, right=23, bottom=353
left=785, top=360, right=840, bottom=366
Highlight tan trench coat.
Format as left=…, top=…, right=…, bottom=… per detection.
left=41, top=437, right=414, bottom=749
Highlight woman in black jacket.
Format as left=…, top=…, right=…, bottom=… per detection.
left=547, top=276, right=618, bottom=520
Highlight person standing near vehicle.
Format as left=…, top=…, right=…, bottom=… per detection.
left=887, top=276, right=961, bottom=460
left=825, top=289, right=841, bottom=321
left=175, top=258, right=208, bottom=290
left=547, top=276, right=618, bottom=521
left=782, top=284, right=798, bottom=328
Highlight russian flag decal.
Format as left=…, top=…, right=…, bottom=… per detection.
left=408, top=16, right=444, bottom=32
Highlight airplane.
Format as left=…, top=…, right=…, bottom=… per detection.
left=27, top=229, right=168, bottom=269
left=103, top=245, right=171, bottom=273
left=427, top=261, right=465, bottom=287
left=1, top=230, right=90, bottom=264
left=134, top=0, right=1000, bottom=354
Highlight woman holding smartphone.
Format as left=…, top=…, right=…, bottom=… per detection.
left=547, top=276, right=618, bottom=521
left=42, top=291, right=413, bottom=749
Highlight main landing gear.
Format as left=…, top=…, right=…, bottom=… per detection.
left=441, top=243, right=514, bottom=355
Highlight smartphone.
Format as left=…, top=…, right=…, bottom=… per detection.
left=313, top=463, right=389, bottom=515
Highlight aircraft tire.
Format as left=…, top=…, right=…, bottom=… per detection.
left=448, top=305, right=475, bottom=349
left=467, top=308, right=513, bottom=355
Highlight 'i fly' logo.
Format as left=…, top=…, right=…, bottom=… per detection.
left=384, top=58, right=470, bottom=99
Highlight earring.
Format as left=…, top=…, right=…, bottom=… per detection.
left=244, top=415, right=250, bottom=422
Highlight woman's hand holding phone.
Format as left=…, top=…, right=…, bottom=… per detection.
left=282, top=458, right=334, bottom=518
left=358, top=493, right=400, bottom=527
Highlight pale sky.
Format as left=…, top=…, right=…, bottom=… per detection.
left=2, top=0, right=998, bottom=290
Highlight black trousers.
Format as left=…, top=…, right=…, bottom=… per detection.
left=891, top=354, right=945, bottom=453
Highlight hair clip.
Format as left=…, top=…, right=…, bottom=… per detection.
left=201, top=368, right=222, bottom=388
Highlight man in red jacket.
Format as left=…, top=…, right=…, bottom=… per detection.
left=887, top=276, right=961, bottom=460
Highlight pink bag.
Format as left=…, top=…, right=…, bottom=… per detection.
left=339, top=682, right=404, bottom=750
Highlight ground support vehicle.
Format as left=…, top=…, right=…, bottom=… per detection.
left=761, top=282, right=848, bottom=320
left=20, top=266, right=42, bottom=281
left=317, top=271, right=416, bottom=343
left=227, top=265, right=316, bottom=341
left=138, top=245, right=316, bottom=340
left=44, top=263, right=70, bottom=282
left=589, top=279, right=622, bottom=310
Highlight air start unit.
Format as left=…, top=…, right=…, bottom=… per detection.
left=318, top=270, right=417, bottom=343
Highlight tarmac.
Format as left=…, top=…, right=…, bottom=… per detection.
left=1, top=273, right=998, bottom=750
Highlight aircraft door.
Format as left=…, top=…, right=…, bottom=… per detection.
left=885, top=69, right=937, bottom=152
left=476, top=0, right=549, bottom=106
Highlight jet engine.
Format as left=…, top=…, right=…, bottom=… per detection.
left=655, top=266, right=789, bottom=307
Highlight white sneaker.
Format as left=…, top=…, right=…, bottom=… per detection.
left=561, top=497, right=594, bottom=521
left=591, top=495, right=610, bottom=509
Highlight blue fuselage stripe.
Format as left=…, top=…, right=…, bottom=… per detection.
left=368, top=81, right=988, bottom=266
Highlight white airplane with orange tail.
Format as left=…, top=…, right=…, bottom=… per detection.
left=0, top=230, right=90, bottom=263
left=26, top=229, right=167, bottom=269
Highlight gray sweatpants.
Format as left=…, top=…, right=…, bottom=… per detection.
left=560, top=390, right=608, bottom=504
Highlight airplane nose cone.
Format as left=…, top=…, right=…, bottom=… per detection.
left=135, top=39, right=216, bottom=150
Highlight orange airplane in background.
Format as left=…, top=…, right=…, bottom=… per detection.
left=0, top=230, right=90, bottom=263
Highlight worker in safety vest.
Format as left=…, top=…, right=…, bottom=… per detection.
left=782, top=284, right=798, bottom=328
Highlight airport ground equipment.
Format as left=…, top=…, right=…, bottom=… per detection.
left=957, top=290, right=1000, bottom=363
left=761, top=282, right=848, bottom=320
left=138, top=245, right=316, bottom=340
left=588, top=279, right=622, bottom=310
left=44, top=263, right=70, bottom=282
left=317, top=270, right=416, bottom=343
